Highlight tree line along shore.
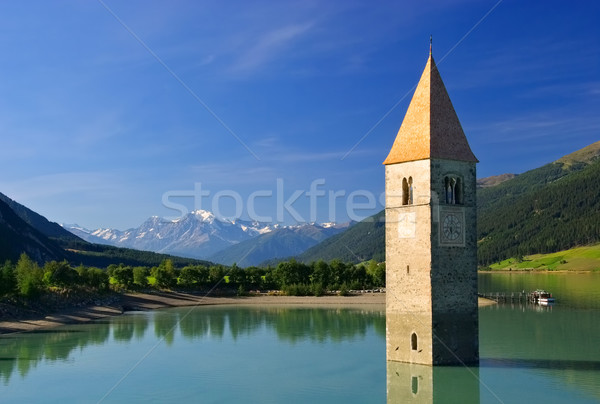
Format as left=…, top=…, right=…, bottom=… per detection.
left=0, top=253, right=386, bottom=319
left=0, top=253, right=386, bottom=333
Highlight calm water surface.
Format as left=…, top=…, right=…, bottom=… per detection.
left=0, top=273, right=598, bottom=403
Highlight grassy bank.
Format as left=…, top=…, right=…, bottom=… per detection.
left=485, top=243, right=600, bottom=271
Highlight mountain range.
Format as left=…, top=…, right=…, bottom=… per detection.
left=3, top=141, right=599, bottom=268
left=64, top=212, right=351, bottom=265
left=0, top=192, right=210, bottom=268
left=209, top=222, right=352, bottom=267
left=65, top=210, right=273, bottom=258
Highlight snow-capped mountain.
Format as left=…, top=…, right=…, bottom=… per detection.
left=209, top=221, right=353, bottom=267
left=62, top=210, right=346, bottom=261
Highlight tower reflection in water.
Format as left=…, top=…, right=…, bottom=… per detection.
left=387, top=361, right=480, bottom=403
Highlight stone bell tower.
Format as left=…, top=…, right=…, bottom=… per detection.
left=384, top=47, right=479, bottom=365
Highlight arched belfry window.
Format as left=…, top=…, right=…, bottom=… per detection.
left=408, top=177, right=413, bottom=204
left=455, top=177, right=463, bottom=204
left=411, top=332, right=418, bottom=351
left=444, top=176, right=463, bottom=205
left=402, top=178, right=409, bottom=205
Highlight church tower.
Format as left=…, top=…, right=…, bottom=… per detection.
left=384, top=48, right=479, bottom=365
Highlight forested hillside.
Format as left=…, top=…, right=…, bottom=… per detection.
left=294, top=210, right=385, bottom=264
left=477, top=155, right=600, bottom=264
left=63, top=240, right=212, bottom=268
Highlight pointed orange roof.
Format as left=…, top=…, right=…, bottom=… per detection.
left=383, top=54, right=478, bottom=165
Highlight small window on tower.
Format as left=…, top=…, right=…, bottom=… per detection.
left=402, top=178, right=409, bottom=205
left=411, top=332, right=418, bottom=351
left=411, top=376, right=419, bottom=395
left=408, top=177, right=413, bottom=204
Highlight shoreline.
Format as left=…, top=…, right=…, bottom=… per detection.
left=0, top=291, right=496, bottom=335
left=478, top=270, right=597, bottom=274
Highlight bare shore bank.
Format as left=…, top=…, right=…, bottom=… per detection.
left=0, top=292, right=495, bottom=335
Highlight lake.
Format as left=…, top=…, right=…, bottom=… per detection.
left=0, top=272, right=599, bottom=403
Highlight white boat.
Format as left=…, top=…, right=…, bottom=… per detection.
left=530, top=289, right=555, bottom=305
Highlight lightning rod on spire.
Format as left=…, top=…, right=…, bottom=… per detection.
left=429, top=35, right=432, bottom=55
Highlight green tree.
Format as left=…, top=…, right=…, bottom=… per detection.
left=274, top=259, right=310, bottom=287
left=349, top=265, right=367, bottom=290
left=75, top=265, right=108, bottom=290
left=15, top=253, right=44, bottom=297
left=153, top=259, right=176, bottom=288
left=178, top=265, right=208, bottom=289
left=329, top=259, right=349, bottom=289
left=113, top=265, right=134, bottom=288
left=227, top=264, right=246, bottom=288
left=43, top=260, right=79, bottom=287
left=133, top=266, right=150, bottom=288
left=245, top=267, right=266, bottom=290
left=86, top=267, right=110, bottom=290
left=372, top=262, right=385, bottom=287
left=209, top=265, right=226, bottom=285
left=311, top=260, right=331, bottom=289
left=0, top=260, right=16, bottom=295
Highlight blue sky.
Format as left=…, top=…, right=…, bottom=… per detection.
left=0, top=0, right=598, bottom=230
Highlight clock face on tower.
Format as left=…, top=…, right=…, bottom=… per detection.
left=443, top=214, right=461, bottom=240
left=440, top=209, right=465, bottom=246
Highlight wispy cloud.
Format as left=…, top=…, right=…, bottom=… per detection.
left=472, top=112, right=600, bottom=144
left=249, top=134, right=377, bottom=163
left=229, top=21, right=316, bottom=74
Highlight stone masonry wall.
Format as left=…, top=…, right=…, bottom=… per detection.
left=386, top=159, right=479, bottom=365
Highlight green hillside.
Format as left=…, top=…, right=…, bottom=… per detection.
left=487, top=243, right=600, bottom=271
left=295, top=210, right=385, bottom=264
left=477, top=142, right=600, bottom=264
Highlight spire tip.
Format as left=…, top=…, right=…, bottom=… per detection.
left=429, top=35, right=432, bottom=55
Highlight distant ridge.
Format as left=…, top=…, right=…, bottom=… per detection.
left=557, top=140, right=600, bottom=166
left=209, top=223, right=351, bottom=267
left=476, top=173, right=517, bottom=188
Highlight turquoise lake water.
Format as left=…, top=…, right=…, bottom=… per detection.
left=1, top=273, right=599, bottom=403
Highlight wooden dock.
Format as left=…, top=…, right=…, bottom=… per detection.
left=478, top=292, right=527, bottom=303
left=478, top=291, right=555, bottom=304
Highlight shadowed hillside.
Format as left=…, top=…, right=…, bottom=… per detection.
left=292, top=210, right=385, bottom=264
